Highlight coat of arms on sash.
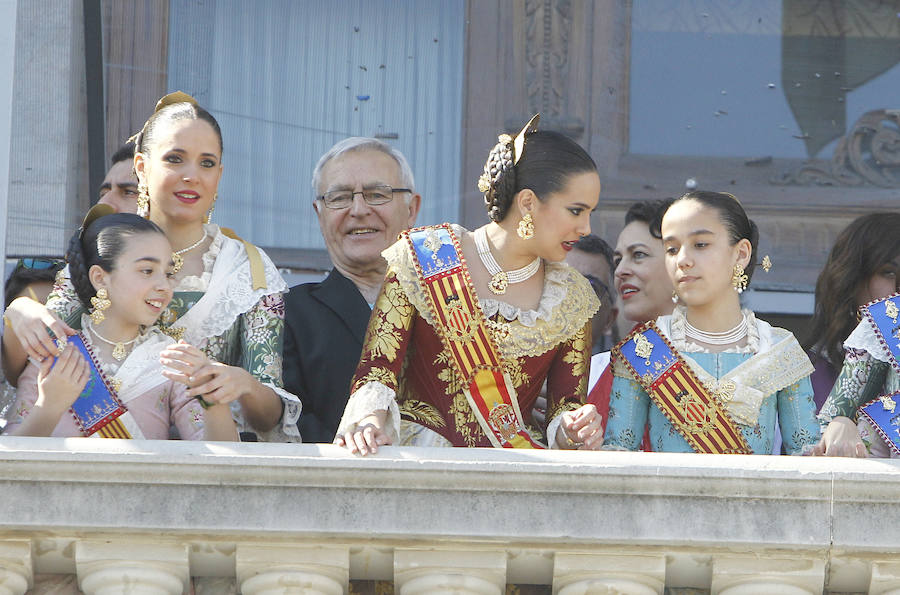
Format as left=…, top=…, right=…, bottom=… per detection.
left=674, top=390, right=717, bottom=433
left=488, top=403, right=519, bottom=442
left=444, top=295, right=476, bottom=343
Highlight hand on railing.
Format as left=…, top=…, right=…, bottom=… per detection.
left=557, top=404, right=604, bottom=450
left=811, top=416, right=867, bottom=457
left=334, top=410, right=392, bottom=456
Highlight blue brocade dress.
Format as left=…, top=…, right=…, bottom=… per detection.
left=603, top=308, right=821, bottom=455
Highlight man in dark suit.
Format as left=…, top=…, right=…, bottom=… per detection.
left=283, top=138, right=421, bottom=442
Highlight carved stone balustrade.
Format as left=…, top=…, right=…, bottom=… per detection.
left=0, top=437, right=898, bottom=593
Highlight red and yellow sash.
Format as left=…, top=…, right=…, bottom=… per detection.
left=612, top=322, right=750, bottom=454
left=405, top=224, right=543, bottom=448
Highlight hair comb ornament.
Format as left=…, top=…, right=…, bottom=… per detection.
left=512, top=114, right=540, bottom=165
left=154, top=90, right=198, bottom=113
left=79, top=204, right=116, bottom=237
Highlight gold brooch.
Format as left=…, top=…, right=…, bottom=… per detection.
left=761, top=255, right=772, bottom=273
left=498, top=133, right=512, bottom=145
left=881, top=394, right=897, bottom=413
left=633, top=332, right=654, bottom=365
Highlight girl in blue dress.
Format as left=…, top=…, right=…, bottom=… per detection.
left=603, top=191, right=821, bottom=454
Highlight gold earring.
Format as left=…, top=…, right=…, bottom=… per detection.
left=205, top=193, right=217, bottom=224
left=731, top=264, right=748, bottom=294
left=90, top=288, right=111, bottom=324
left=517, top=213, right=534, bottom=240
left=672, top=291, right=678, bottom=304
left=136, top=182, right=150, bottom=218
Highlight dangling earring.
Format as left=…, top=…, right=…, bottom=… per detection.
left=136, top=182, right=150, bottom=218
left=731, top=264, right=748, bottom=294
left=90, top=288, right=111, bottom=324
left=205, top=193, right=217, bottom=224
left=517, top=213, right=535, bottom=240
left=672, top=291, right=679, bottom=304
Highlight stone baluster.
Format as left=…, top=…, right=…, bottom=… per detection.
left=552, top=552, right=665, bottom=595
left=869, top=560, right=900, bottom=595
left=236, top=544, right=348, bottom=595
left=76, top=541, right=188, bottom=595
left=711, top=554, right=825, bottom=595
left=394, top=549, right=506, bottom=595
left=0, top=541, right=31, bottom=595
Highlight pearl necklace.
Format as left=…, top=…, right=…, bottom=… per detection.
left=474, top=227, right=541, bottom=295
left=86, top=320, right=139, bottom=361
left=172, top=229, right=208, bottom=273
left=683, top=313, right=749, bottom=345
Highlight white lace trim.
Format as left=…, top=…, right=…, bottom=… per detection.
left=668, top=306, right=760, bottom=354
left=398, top=422, right=453, bottom=447
left=171, top=225, right=288, bottom=346
left=80, top=315, right=170, bottom=404
left=844, top=318, right=893, bottom=364
left=252, top=382, right=301, bottom=442
left=336, top=381, right=401, bottom=442
left=546, top=412, right=566, bottom=450
left=175, top=223, right=222, bottom=292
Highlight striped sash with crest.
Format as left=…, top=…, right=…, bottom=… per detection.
left=404, top=224, right=544, bottom=448
left=612, top=322, right=751, bottom=454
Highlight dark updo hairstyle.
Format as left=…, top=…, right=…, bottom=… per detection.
left=479, top=127, right=597, bottom=223
left=671, top=191, right=760, bottom=282
left=624, top=198, right=676, bottom=240
left=804, top=212, right=900, bottom=368
left=66, top=211, right=167, bottom=310
left=132, top=92, right=223, bottom=158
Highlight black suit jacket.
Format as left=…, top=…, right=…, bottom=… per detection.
left=283, top=269, right=373, bottom=442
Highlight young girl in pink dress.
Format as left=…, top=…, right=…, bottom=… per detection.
left=5, top=208, right=237, bottom=440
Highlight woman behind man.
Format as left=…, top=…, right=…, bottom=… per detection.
left=335, top=116, right=604, bottom=454
left=604, top=191, right=821, bottom=455
left=2, top=92, right=299, bottom=441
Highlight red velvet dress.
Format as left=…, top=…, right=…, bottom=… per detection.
left=338, top=225, right=600, bottom=448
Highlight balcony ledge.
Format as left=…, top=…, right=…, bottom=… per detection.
left=0, top=437, right=898, bottom=593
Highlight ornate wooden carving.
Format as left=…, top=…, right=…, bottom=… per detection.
left=507, top=0, right=583, bottom=137
left=773, top=109, right=900, bottom=188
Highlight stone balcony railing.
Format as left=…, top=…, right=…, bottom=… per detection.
left=0, top=438, right=899, bottom=594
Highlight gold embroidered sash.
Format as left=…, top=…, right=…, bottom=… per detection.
left=404, top=224, right=543, bottom=448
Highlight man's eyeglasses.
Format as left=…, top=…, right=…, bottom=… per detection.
left=15, top=258, right=63, bottom=271
left=584, top=274, right=614, bottom=305
left=317, top=185, right=411, bottom=210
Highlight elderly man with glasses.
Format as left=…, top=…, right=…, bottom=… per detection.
left=282, top=137, right=421, bottom=443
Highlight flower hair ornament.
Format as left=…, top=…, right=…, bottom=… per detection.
left=477, top=113, right=541, bottom=199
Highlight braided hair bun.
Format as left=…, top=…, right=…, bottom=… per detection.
left=479, top=134, right=517, bottom=222
left=476, top=119, right=597, bottom=224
